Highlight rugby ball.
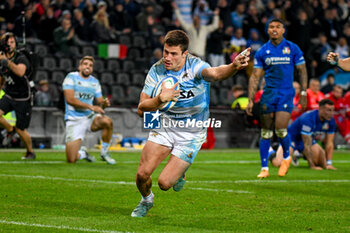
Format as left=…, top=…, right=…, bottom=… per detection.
left=151, top=76, right=179, bottom=111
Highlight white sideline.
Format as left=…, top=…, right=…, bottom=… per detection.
left=188, top=187, right=253, bottom=193
left=0, top=220, right=127, bottom=233
left=1, top=160, right=350, bottom=164
left=189, top=179, right=350, bottom=184
left=0, top=174, right=251, bottom=193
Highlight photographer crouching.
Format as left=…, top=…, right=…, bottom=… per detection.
left=0, top=32, right=35, bottom=159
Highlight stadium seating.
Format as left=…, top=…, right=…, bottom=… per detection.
left=210, top=87, right=219, bottom=106
left=125, top=86, right=142, bottom=105
left=106, top=59, right=121, bottom=72
left=131, top=73, right=145, bottom=87
left=100, top=72, right=116, bottom=85
left=119, top=34, right=132, bottom=47
left=101, top=84, right=111, bottom=96
left=218, top=87, right=231, bottom=106
left=116, top=72, right=131, bottom=86
left=111, top=85, right=126, bottom=105
left=122, top=60, right=135, bottom=72
left=51, top=70, right=66, bottom=85
left=127, top=47, right=142, bottom=59
left=59, top=57, right=74, bottom=71
left=34, top=69, right=50, bottom=82
left=41, top=56, right=57, bottom=71
left=34, top=44, right=49, bottom=57
left=81, top=45, right=96, bottom=56
left=69, top=46, right=81, bottom=57
left=93, top=58, right=105, bottom=73
left=132, top=35, right=147, bottom=48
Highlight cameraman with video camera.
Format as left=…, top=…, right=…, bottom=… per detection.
left=0, top=32, right=35, bottom=159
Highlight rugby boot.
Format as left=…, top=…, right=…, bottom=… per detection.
left=278, top=157, right=292, bottom=177
left=131, top=201, right=153, bottom=217
left=22, top=151, right=36, bottom=160
left=173, top=174, right=186, bottom=192
left=257, top=169, right=269, bottom=179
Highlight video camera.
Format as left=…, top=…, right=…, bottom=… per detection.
left=0, top=35, right=10, bottom=54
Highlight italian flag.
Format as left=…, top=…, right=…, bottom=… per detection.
left=98, top=44, right=128, bottom=59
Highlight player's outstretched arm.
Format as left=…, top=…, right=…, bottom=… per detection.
left=202, top=48, right=251, bottom=82
left=301, top=134, right=323, bottom=170
left=246, top=67, right=263, bottom=116
left=327, top=52, right=350, bottom=71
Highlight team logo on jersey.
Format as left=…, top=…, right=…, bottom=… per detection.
left=143, top=111, right=161, bottom=129
left=282, top=47, right=290, bottom=54
left=179, top=90, right=195, bottom=99
left=187, top=152, right=193, bottom=159
left=322, top=122, right=329, bottom=130
left=265, top=58, right=272, bottom=65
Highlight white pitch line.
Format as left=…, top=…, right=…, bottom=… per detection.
left=187, top=187, right=253, bottom=194
left=0, top=174, right=251, bottom=193
left=1, top=160, right=350, bottom=165
left=0, top=174, right=135, bottom=185
left=0, top=220, right=128, bottom=233
left=0, top=161, right=65, bottom=164
left=189, top=180, right=350, bottom=184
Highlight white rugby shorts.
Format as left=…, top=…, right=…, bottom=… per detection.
left=65, top=114, right=99, bottom=143
left=148, top=127, right=207, bottom=164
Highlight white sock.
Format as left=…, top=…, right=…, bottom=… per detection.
left=261, top=167, right=269, bottom=171
left=101, top=141, right=110, bottom=155
left=141, top=191, right=154, bottom=203
left=283, top=156, right=290, bottom=160
left=78, top=150, right=87, bottom=160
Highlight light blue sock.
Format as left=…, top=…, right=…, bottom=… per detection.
left=278, top=135, right=291, bottom=160
left=260, top=138, right=270, bottom=168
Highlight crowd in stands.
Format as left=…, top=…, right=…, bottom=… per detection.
left=0, top=0, right=350, bottom=109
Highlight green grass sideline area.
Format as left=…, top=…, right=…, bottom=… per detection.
left=0, top=149, right=349, bottom=232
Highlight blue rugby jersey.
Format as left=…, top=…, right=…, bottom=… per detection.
left=62, top=71, right=102, bottom=121
left=142, top=54, right=211, bottom=122
left=288, top=110, right=336, bottom=142
left=254, top=38, right=305, bottom=89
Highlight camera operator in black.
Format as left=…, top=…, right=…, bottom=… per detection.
left=0, top=32, right=35, bottom=159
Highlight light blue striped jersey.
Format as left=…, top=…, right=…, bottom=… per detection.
left=62, top=71, right=102, bottom=121
left=142, top=54, right=211, bottom=122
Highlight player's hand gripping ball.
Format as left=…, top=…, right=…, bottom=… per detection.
left=152, top=76, right=179, bottom=111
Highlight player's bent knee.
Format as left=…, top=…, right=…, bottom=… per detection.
left=261, top=129, right=273, bottom=139
left=66, top=157, right=76, bottom=163
left=275, top=128, right=287, bottom=138
left=158, top=179, right=171, bottom=191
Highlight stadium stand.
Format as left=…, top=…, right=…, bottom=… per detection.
left=106, top=59, right=121, bottom=72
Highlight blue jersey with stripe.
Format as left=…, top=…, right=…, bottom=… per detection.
left=288, top=110, right=336, bottom=142
left=142, top=54, right=210, bottom=121
left=254, top=38, right=305, bottom=89
left=62, top=71, right=102, bottom=121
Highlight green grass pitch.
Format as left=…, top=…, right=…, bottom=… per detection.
left=0, top=149, right=349, bottom=233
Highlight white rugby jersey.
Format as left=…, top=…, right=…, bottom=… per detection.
left=62, top=71, right=102, bottom=121
left=142, top=54, right=211, bottom=123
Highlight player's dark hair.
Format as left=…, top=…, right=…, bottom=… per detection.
left=79, top=56, right=94, bottom=65
left=268, top=18, right=285, bottom=27
left=164, top=30, right=189, bottom=53
left=319, top=99, right=334, bottom=107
